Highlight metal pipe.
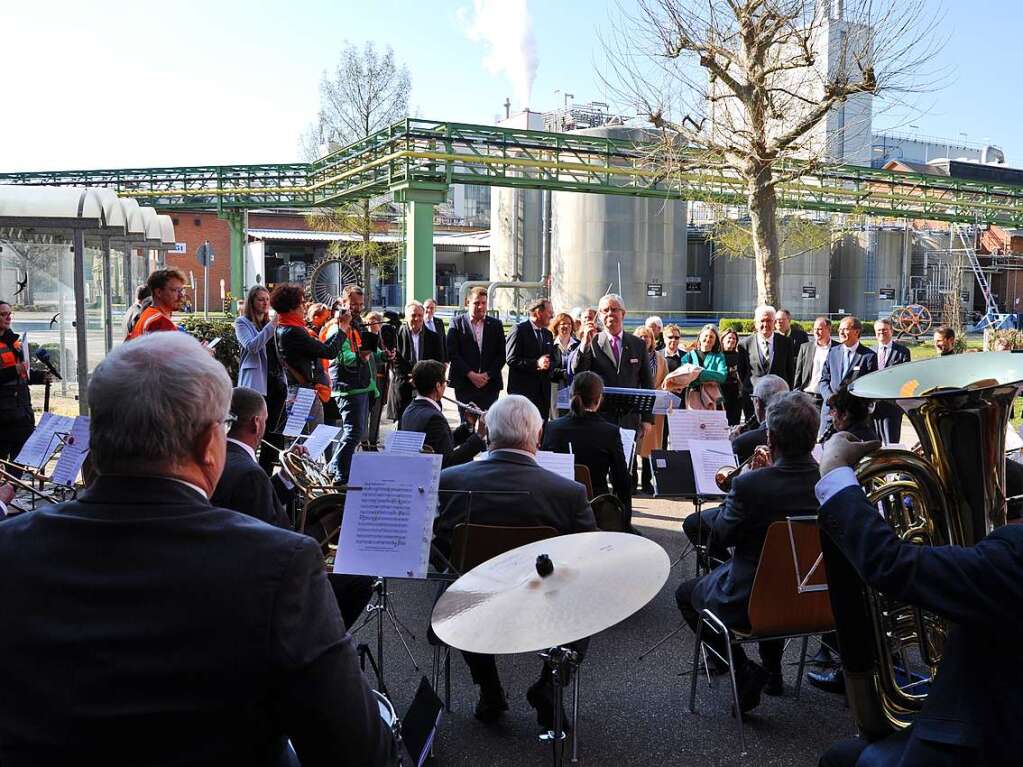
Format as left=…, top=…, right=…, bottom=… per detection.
left=72, top=228, right=89, bottom=415
left=457, top=280, right=495, bottom=308
left=486, top=281, right=546, bottom=310
left=101, top=237, right=113, bottom=353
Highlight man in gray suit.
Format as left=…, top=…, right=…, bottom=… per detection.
left=818, top=316, right=878, bottom=437
left=435, top=395, right=597, bottom=728
left=570, top=293, right=655, bottom=437
left=871, top=318, right=911, bottom=444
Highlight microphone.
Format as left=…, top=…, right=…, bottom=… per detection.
left=34, top=348, right=62, bottom=380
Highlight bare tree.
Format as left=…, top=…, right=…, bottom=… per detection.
left=302, top=42, right=411, bottom=292
left=604, top=0, right=942, bottom=306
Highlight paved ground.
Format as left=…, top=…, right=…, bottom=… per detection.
left=364, top=493, right=856, bottom=767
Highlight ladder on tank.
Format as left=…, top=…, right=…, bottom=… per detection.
left=953, top=221, right=1010, bottom=330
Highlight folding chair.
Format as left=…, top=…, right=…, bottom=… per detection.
left=573, top=464, right=594, bottom=500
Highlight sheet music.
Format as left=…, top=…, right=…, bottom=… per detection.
left=620, top=427, right=637, bottom=463
left=1007, top=424, right=1023, bottom=452
left=689, top=439, right=735, bottom=497
left=334, top=452, right=442, bottom=579
left=667, top=409, right=730, bottom=450
left=14, top=412, right=74, bottom=469
left=301, top=424, right=341, bottom=460
left=282, top=387, right=317, bottom=437
left=385, top=430, right=427, bottom=454
left=652, top=390, right=681, bottom=415
left=556, top=385, right=570, bottom=410
left=51, top=416, right=90, bottom=487
left=534, top=450, right=576, bottom=480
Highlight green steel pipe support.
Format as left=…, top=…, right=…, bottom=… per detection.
left=394, top=183, right=447, bottom=304
left=222, top=210, right=246, bottom=301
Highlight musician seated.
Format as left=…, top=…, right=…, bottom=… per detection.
left=541, top=371, right=633, bottom=524
left=435, top=394, right=597, bottom=728
left=825, top=386, right=879, bottom=444
left=399, top=360, right=486, bottom=468
left=684, top=374, right=789, bottom=562
left=817, top=433, right=1023, bottom=767
left=0, top=333, right=394, bottom=766
left=675, top=391, right=821, bottom=708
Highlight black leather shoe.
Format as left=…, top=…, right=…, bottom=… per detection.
left=807, top=667, right=846, bottom=695
left=474, top=685, right=509, bottom=722
left=526, top=680, right=571, bottom=733
left=764, top=672, right=784, bottom=696
left=736, top=662, right=769, bottom=713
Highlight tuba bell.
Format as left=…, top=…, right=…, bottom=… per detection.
left=822, top=352, right=1023, bottom=740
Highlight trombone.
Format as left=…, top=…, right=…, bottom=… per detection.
left=0, top=461, right=59, bottom=505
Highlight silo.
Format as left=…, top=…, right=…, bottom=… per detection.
left=685, top=231, right=715, bottom=313
left=549, top=126, right=687, bottom=316
left=489, top=185, right=544, bottom=315
left=830, top=227, right=911, bottom=319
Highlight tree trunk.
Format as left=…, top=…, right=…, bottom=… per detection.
left=748, top=180, right=780, bottom=308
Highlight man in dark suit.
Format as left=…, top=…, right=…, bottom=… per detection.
left=775, top=308, right=810, bottom=354
left=818, top=316, right=878, bottom=437
left=870, top=318, right=911, bottom=444
left=794, top=316, right=837, bottom=408
left=0, top=332, right=393, bottom=767
left=816, top=433, right=1023, bottom=767
left=676, top=391, right=821, bottom=709
left=423, top=297, right=447, bottom=363
left=738, top=306, right=796, bottom=419
left=506, top=297, right=556, bottom=419
left=446, top=286, right=506, bottom=417
left=399, top=360, right=486, bottom=468
left=436, top=394, right=597, bottom=727
left=386, top=300, right=443, bottom=423
left=212, top=386, right=293, bottom=529
left=570, top=293, right=655, bottom=437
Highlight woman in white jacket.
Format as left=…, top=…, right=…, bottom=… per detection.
left=234, top=286, right=285, bottom=429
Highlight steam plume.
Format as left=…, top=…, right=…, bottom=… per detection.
left=458, top=0, right=538, bottom=110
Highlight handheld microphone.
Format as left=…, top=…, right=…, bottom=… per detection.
left=34, top=348, right=62, bottom=380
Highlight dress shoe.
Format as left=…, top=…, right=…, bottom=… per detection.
left=807, top=667, right=846, bottom=695
left=474, top=685, right=509, bottom=722
left=764, top=671, right=784, bottom=696
left=808, top=645, right=835, bottom=666
left=735, top=661, right=769, bottom=713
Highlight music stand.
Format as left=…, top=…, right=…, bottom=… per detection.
left=600, top=387, right=658, bottom=421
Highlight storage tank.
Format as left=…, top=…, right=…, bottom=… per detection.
left=685, top=231, right=715, bottom=313
left=711, top=239, right=830, bottom=321
left=830, top=228, right=910, bottom=318
left=489, top=185, right=544, bottom=315
left=547, top=125, right=687, bottom=315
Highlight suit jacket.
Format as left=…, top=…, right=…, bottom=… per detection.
left=794, top=340, right=836, bottom=393
left=506, top=319, right=556, bottom=417
left=731, top=424, right=768, bottom=465
left=542, top=411, right=632, bottom=512
left=784, top=326, right=810, bottom=354
left=737, top=332, right=795, bottom=393
left=424, top=315, right=447, bottom=363
left=435, top=449, right=597, bottom=551
left=386, top=325, right=444, bottom=422
left=211, top=441, right=292, bottom=529
left=399, top=396, right=485, bottom=468
left=819, top=483, right=1023, bottom=766
left=446, top=314, right=506, bottom=401
left=570, top=331, right=655, bottom=428
left=872, top=342, right=911, bottom=421
left=692, top=456, right=820, bottom=628
left=0, top=476, right=392, bottom=767
left=818, top=342, right=878, bottom=432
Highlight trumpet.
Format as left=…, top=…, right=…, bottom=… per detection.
left=441, top=395, right=486, bottom=418
left=714, top=445, right=771, bottom=493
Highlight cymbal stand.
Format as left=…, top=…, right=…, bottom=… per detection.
left=352, top=577, right=419, bottom=696
left=538, top=646, right=580, bottom=766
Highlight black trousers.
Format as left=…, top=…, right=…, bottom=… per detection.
left=463, top=638, right=589, bottom=692
left=327, top=574, right=376, bottom=632
left=682, top=507, right=730, bottom=564
left=0, top=423, right=34, bottom=478
left=675, top=577, right=783, bottom=674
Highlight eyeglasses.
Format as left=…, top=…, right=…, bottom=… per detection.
left=221, top=414, right=238, bottom=434
left=667, top=335, right=681, bottom=340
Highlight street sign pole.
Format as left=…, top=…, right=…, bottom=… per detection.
left=196, top=240, right=214, bottom=317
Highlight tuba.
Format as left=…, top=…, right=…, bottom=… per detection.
left=823, top=352, right=1023, bottom=740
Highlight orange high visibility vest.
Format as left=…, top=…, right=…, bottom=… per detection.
left=127, top=306, right=175, bottom=340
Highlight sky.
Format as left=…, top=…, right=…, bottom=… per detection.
left=1, top=0, right=1020, bottom=172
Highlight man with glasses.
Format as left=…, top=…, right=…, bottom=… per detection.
left=663, top=324, right=684, bottom=372
left=127, top=269, right=188, bottom=339
left=0, top=332, right=394, bottom=765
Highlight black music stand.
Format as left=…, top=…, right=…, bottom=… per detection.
left=600, top=387, right=658, bottom=421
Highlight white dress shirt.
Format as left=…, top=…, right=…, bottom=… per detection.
left=410, top=329, right=422, bottom=362
left=758, top=334, right=775, bottom=364
left=807, top=343, right=830, bottom=394
left=877, top=344, right=891, bottom=369
left=413, top=395, right=443, bottom=413
left=815, top=466, right=861, bottom=506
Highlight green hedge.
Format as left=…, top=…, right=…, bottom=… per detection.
left=717, top=318, right=839, bottom=335
left=180, top=316, right=241, bottom=382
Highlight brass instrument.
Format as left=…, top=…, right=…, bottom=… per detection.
left=714, top=445, right=770, bottom=493
left=0, top=460, right=60, bottom=506
left=260, top=440, right=335, bottom=499
left=824, top=353, right=1023, bottom=740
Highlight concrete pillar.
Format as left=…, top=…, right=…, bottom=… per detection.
left=395, top=183, right=447, bottom=305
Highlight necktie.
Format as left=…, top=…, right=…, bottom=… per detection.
left=880, top=346, right=888, bottom=369
left=535, top=327, right=544, bottom=347
left=845, top=349, right=854, bottom=378
left=762, top=339, right=771, bottom=365
left=610, top=335, right=621, bottom=365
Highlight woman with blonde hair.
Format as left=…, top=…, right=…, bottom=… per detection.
left=633, top=324, right=667, bottom=494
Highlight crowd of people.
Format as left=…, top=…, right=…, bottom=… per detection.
left=0, top=271, right=1019, bottom=767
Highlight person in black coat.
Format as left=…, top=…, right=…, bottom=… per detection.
left=737, top=306, right=796, bottom=419
left=446, top=287, right=506, bottom=417
left=399, top=361, right=486, bottom=468
left=570, top=294, right=655, bottom=435
left=386, top=301, right=444, bottom=423
left=871, top=318, right=911, bottom=444
left=676, top=391, right=821, bottom=710
left=506, top=298, right=556, bottom=419
left=775, top=309, right=810, bottom=354
left=816, top=433, right=1023, bottom=767
left=719, top=328, right=744, bottom=426
left=0, top=332, right=394, bottom=767
left=794, top=317, right=837, bottom=409
left=423, top=297, right=447, bottom=363
left=0, top=301, right=51, bottom=472
left=435, top=394, right=597, bottom=727
left=542, top=371, right=633, bottom=520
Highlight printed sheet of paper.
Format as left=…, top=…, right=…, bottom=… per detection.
left=302, top=424, right=341, bottom=461
left=14, top=412, right=74, bottom=469
left=652, top=390, right=681, bottom=415
left=667, top=409, right=730, bottom=450
left=556, top=385, right=571, bottom=411
left=1007, top=424, right=1023, bottom=452
left=282, top=387, right=317, bottom=437
left=620, top=427, right=637, bottom=463
left=385, top=430, right=427, bottom=454
left=689, top=439, right=736, bottom=497
left=334, top=453, right=442, bottom=579
left=534, top=450, right=576, bottom=481
left=51, top=416, right=90, bottom=487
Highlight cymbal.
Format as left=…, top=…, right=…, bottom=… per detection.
left=431, top=531, right=669, bottom=655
